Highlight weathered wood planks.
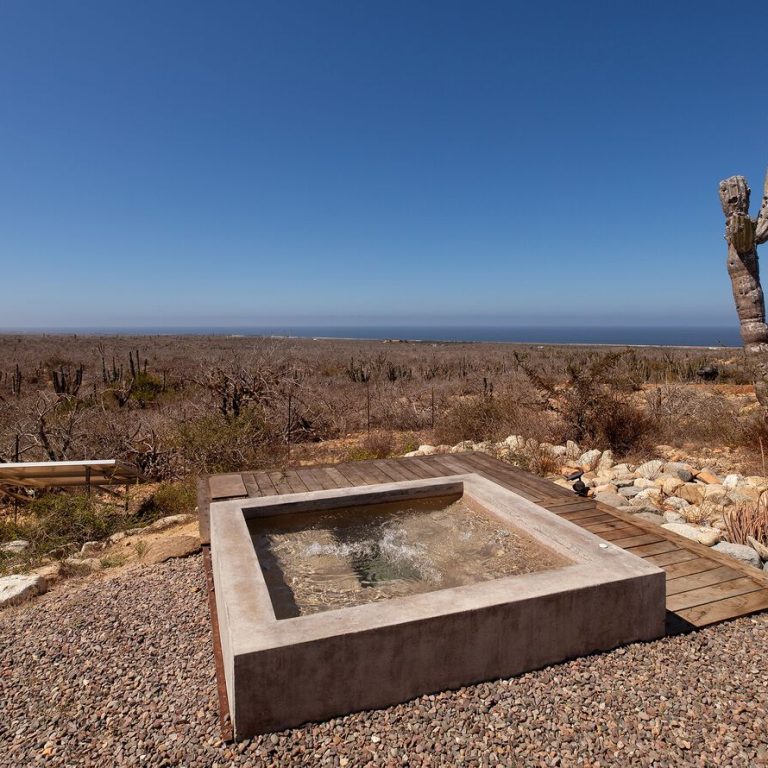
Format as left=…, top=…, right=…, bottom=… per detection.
left=198, top=452, right=768, bottom=631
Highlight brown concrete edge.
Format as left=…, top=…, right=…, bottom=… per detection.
left=202, top=544, right=234, bottom=742
left=197, top=476, right=212, bottom=546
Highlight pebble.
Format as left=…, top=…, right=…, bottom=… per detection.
left=1, top=555, right=767, bottom=766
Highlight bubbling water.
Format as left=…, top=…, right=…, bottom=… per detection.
left=249, top=496, right=569, bottom=619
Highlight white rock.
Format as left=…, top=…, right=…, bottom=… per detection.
left=634, top=460, right=665, bottom=480
left=595, top=491, right=628, bottom=508
left=677, top=483, right=707, bottom=505
left=0, top=539, right=30, bottom=554
left=565, top=440, right=581, bottom=460
left=634, top=488, right=663, bottom=506
left=664, top=496, right=690, bottom=511
left=614, top=476, right=636, bottom=488
left=746, top=536, right=768, bottom=562
left=417, top=445, right=437, bottom=455
left=664, top=511, right=685, bottom=523
left=550, top=445, right=567, bottom=457
left=63, top=557, right=103, bottom=575
left=633, top=478, right=657, bottom=489
left=662, top=523, right=722, bottom=547
left=723, top=474, right=744, bottom=490
left=597, top=450, right=614, bottom=471
left=148, top=514, right=194, bottom=532
left=578, top=449, right=602, bottom=470
left=0, top=574, right=46, bottom=609
left=503, top=435, right=525, bottom=450
left=80, top=540, right=105, bottom=556
left=713, top=542, right=762, bottom=568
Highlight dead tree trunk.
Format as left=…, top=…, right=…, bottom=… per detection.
left=719, top=171, right=768, bottom=404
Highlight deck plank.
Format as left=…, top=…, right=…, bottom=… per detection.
left=200, top=453, right=768, bottom=630
left=666, top=565, right=744, bottom=596
left=208, top=473, right=248, bottom=500
left=240, top=472, right=260, bottom=497
left=676, top=590, right=768, bottom=626
left=252, top=471, right=278, bottom=496
left=661, top=557, right=721, bottom=580
left=645, top=549, right=699, bottom=566
left=666, top=577, right=763, bottom=612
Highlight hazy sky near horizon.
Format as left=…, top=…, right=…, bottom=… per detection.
left=1, top=1, right=767, bottom=328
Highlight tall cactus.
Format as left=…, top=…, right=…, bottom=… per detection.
left=719, top=170, right=768, bottom=404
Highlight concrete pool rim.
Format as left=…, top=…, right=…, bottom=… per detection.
left=209, top=473, right=666, bottom=737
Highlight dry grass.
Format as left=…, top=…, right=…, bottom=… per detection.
left=724, top=495, right=768, bottom=546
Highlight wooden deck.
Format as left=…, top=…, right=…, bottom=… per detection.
left=198, top=453, right=768, bottom=633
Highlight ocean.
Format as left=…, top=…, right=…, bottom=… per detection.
left=5, top=325, right=743, bottom=348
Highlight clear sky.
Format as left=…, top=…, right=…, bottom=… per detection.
left=1, top=0, right=767, bottom=329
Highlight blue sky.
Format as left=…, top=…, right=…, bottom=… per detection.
left=1, top=0, right=766, bottom=329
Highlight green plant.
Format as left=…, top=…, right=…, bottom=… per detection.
left=137, top=481, right=196, bottom=521
left=100, top=552, right=128, bottom=568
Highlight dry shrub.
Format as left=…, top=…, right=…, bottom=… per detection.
left=359, top=430, right=395, bottom=459
left=433, top=393, right=545, bottom=446
left=173, top=409, right=286, bottom=473
left=506, top=444, right=560, bottom=477
left=724, top=495, right=768, bottom=546
left=646, top=386, right=741, bottom=446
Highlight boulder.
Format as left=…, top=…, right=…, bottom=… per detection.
left=723, top=474, right=745, bottom=490
left=664, top=496, right=690, bottom=511
left=451, top=441, right=475, bottom=453
left=661, top=476, right=685, bottom=496
left=597, top=450, right=614, bottom=471
left=550, top=444, right=567, bottom=458
left=695, top=469, right=721, bottom=485
left=503, top=435, right=525, bottom=451
left=634, top=460, right=665, bottom=480
left=63, top=557, right=103, bottom=575
left=143, top=535, right=201, bottom=565
left=578, top=449, right=602, bottom=471
left=745, top=475, right=768, bottom=489
left=417, top=445, right=438, bottom=455
left=612, top=463, right=634, bottom=476
left=729, top=487, right=764, bottom=505
left=634, top=488, right=663, bottom=506
left=0, top=574, right=47, bottom=609
left=633, top=477, right=657, bottom=490
left=109, top=531, right=127, bottom=544
left=712, top=542, right=762, bottom=568
left=700, top=485, right=729, bottom=506
left=80, top=541, right=105, bottom=556
left=619, top=486, right=643, bottom=499
left=0, top=539, right=30, bottom=554
left=565, top=440, right=581, bottom=460
left=662, top=523, right=722, bottom=547
left=677, top=483, right=707, bottom=505
left=148, top=514, right=194, bottom=532
left=747, top=536, right=768, bottom=562
left=593, top=483, right=617, bottom=495
left=594, top=491, right=628, bottom=508
left=663, top=462, right=695, bottom=482
left=664, top=511, right=685, bottom=524
left=31, top=563, right=61, bottom=588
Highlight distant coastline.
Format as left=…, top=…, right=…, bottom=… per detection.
left=0, top=325, right=742, bottom=349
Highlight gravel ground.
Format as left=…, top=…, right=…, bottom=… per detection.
left=1, top=555, right=767, bottom=767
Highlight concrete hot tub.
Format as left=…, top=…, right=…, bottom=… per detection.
left=210, top=474, right=665, bottom=738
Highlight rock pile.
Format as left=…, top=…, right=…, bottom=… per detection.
left=405, top=437, right=768, bottom=571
